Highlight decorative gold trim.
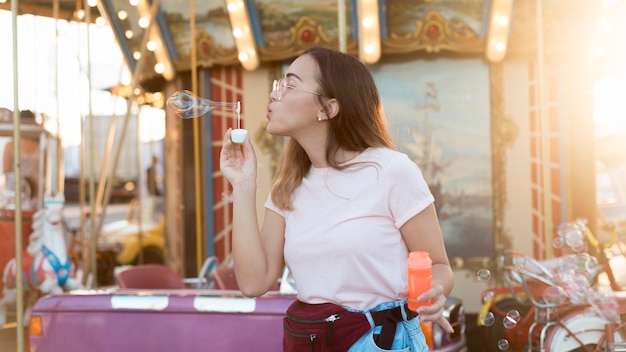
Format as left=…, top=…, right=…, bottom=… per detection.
left=173, top=29, right=239, bottom=71
left=259, top=16, right=358, bottom=62
left=170, top=9, right=487, bottom=72
left=384, top=10, right=484, bottom=54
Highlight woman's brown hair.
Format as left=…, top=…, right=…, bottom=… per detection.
left=271, top=46, right=396, bottom=210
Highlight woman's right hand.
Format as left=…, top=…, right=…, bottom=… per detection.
left=219, top=128, right=257, bottom=186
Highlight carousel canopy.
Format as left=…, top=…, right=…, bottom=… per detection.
left=2, top=0, right=540, bottom=91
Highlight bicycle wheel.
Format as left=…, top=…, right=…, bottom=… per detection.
left=544, top=308, right=624, bottom=351
left=481, top=297, right=533, bottom=352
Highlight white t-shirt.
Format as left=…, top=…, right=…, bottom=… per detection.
left=265, top=147, right=434, bottom=310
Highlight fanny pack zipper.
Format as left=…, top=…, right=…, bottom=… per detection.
left=283, top=327, right=318, bottom=352
left=286, top=312, right=341, bottom=324
left=286, top=313, right=340, bottom=346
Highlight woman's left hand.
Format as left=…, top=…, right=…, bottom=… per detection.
left=410, top=284, right=454, bottom=333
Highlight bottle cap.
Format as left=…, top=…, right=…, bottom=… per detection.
left=408, top=251, right=432, bottom=269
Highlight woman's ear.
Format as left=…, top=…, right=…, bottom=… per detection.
left=323, top=98, right=340, bottom=120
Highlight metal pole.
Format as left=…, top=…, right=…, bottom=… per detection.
left=338, top=0, right=347, bottom=53
left=536, top=0, right=552, bottom=258
left=136, top=110, right=144, bottom=264
left=54, top=0, right=62, bottom=196
left=189, top=0, right=203, bottom=272
left=84, top=0, right=99, bottom=287
left=11, top=0, right=25, bottom=350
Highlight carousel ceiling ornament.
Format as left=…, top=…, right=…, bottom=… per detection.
left=257, top=16, right=358, bottom=62
left=383, top=10, right=484, bottom=54
left=6, top=0, right=515, bottom=80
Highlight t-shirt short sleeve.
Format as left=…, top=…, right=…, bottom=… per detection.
left=264, top=194, right=286, bottom=218
left=387, top=154, right=434, bottom=228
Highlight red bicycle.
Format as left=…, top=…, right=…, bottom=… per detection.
left=479, top=221, right=626, bottom=351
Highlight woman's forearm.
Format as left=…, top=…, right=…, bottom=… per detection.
left=230, top=182, right=271, bottom=296
left=432, top=263, right=454, bottom=297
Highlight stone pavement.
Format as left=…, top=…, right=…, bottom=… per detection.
left=1, top=309, right=28, bottom=352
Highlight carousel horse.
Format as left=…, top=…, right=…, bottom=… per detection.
left=0, top=193, right=82, bottom=326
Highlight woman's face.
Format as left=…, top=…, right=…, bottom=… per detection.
left=265, top=54, right=325, bottom=137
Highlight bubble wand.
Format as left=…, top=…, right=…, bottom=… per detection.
left=166, top=90, right=247, bottom=143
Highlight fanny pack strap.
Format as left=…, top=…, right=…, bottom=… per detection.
left=370, top=304, right=418, bottom=350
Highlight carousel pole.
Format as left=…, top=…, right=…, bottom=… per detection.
left=189, top=0, right=203, bottom=272
left=536, top=0, right=553, bottom=258
left=338, top=0, right=346, bottom=53
left=11, top=1, right=26, bottom=351
left=53, top=0, right=62, bottom=196
left=84, top=0, right=99, bottom=287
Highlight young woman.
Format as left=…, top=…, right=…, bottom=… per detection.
left=220, top=46, right=454, bottom=351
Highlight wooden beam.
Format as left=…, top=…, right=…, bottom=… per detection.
left=0, top=3, right=98, bottom=23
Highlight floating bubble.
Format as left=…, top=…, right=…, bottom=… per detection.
left=482, top=291, right=495, bottom=302
left=552, top=236, right=565, bottom=249
left=568, top=288, right=587, bottom=304
left=503, top=310, right=521, bottom=329
left=167, top=90, right=240, bottom=119
left=557, top=222, right=578, bottom=237
left=570, top=240, right=585, bottom=253
left=602, top=297, right=620, bottom=321
left=481, top=312, right=495, bottom=327
left=565, top=228, right=584, bottom=247
left=497, top=338, right=510, bottom=350
left=543, top=286, right=567, bottom=305
left=586, top=256, right=599, bottom=273
left=559, top=255, right=578, bottom=273
left=476, top=269, right=491, bottom=281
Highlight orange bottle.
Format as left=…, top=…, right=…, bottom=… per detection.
left=407, top=251, right=432, bottom=311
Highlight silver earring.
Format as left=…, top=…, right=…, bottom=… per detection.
left=317, top=115, right=322, bottom=121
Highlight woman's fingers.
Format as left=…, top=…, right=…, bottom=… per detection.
left=242, top=131, right=256, bottom=162
left=220, top=128, right=257, bottom=185
left=436, top=316, right=455, bottom=334
left=416, top=292, right=453, bottom=332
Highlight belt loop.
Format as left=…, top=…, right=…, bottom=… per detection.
left=400, top=304, right=408, bottom=321
left=364, top=310, right=376, bottom=328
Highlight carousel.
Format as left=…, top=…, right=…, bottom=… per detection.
left=1, top=0, right=625, bottom=351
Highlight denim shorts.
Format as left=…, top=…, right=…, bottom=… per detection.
left=347, top=300, right=428, bottom=352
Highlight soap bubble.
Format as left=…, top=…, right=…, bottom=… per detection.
left=482, top=291, right=495, bottom=302
left=543, top=286, right=567, bottom=305
left=497, top=339, right=510, bottom=350
left=552, top=236, right=565, bottom=249
left=476, top=269, right=491, bottom=281
left=167, top=90, right=240, bottom=119
left=503, top=310, right=521, bottom=329
left=481, top=312, right=495, bottom=326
